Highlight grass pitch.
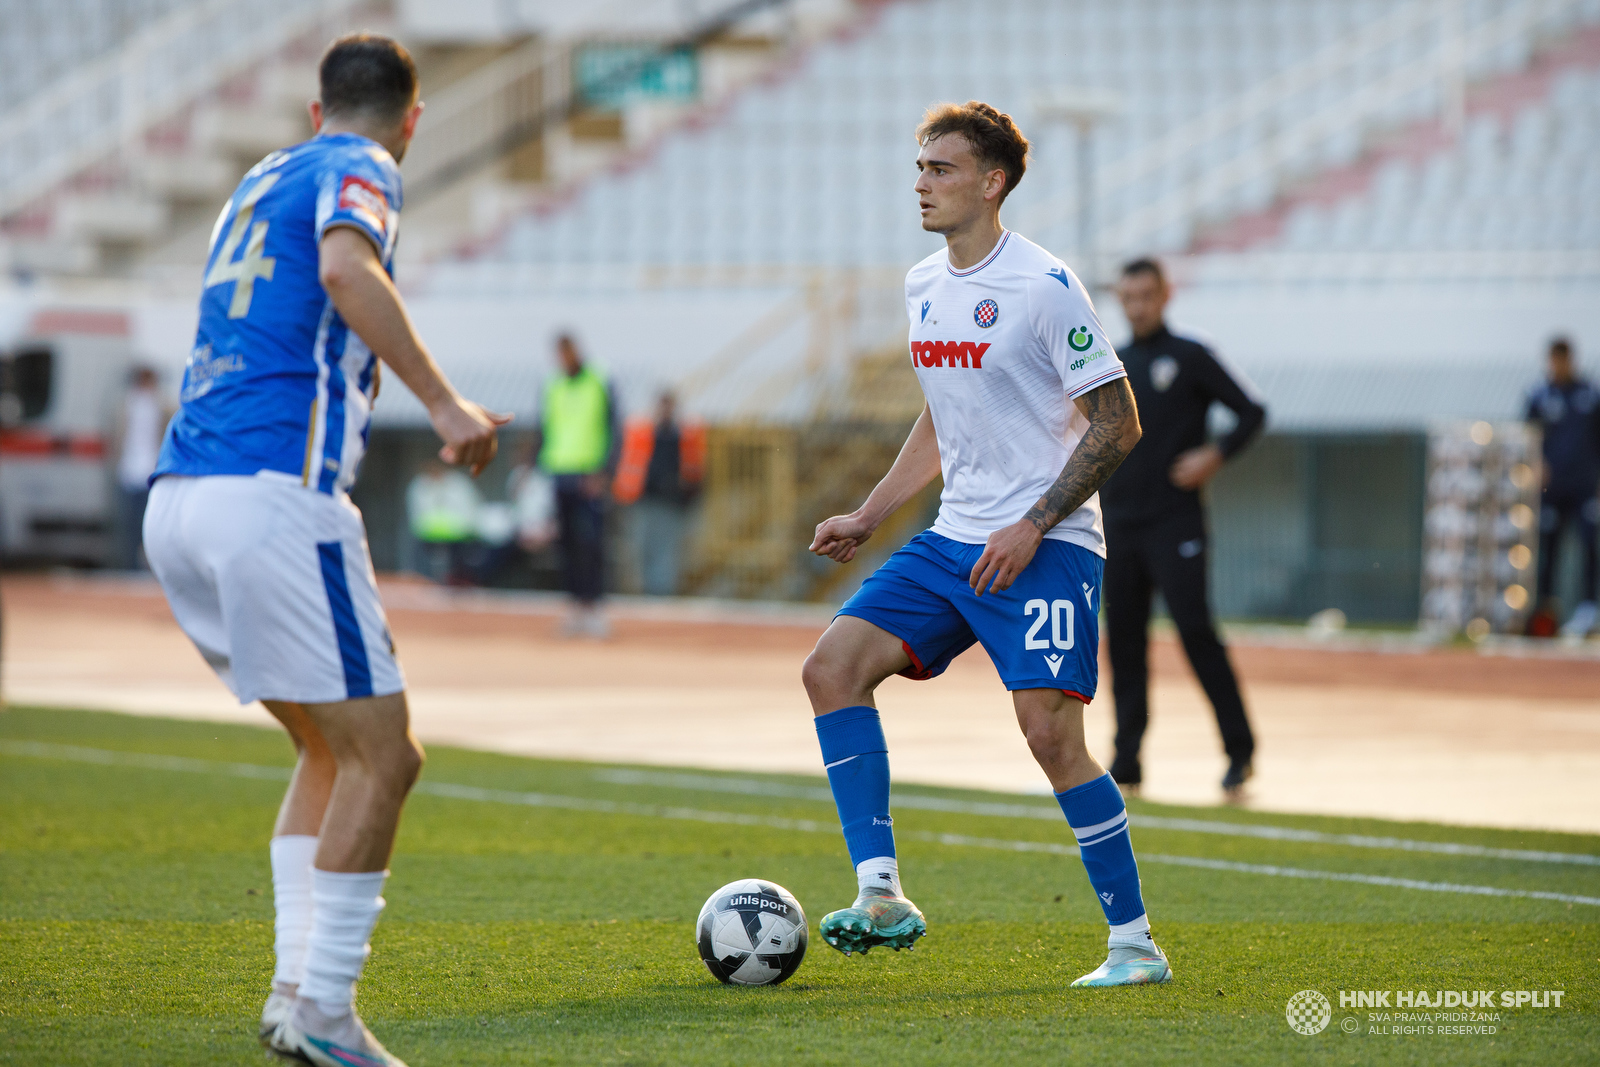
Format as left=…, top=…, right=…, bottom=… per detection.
left=1, top=706, right=1596, bottom=1065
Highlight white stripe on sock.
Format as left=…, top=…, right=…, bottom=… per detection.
left=1070, top=810, right=1128, bottom=843
left=823, top=755, right=860, bottom=770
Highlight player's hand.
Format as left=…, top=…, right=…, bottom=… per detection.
left=1169, top=443, right=1224, bottom=490
left=430, top=396, right=512, bottom=477
left=969, top=519, right=1043, bottom=596
left=810, top=512, right=876, bottom=563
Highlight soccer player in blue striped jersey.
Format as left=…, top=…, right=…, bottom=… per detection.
left=144, top=34, right=508, bottom=1066
left=805, top=101, right=1171, bottom=987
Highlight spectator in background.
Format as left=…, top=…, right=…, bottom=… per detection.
left=110, top=365, right=172, bottom=569
left=1525, top=337, right=1600, bottom=637
left=406, top=459, right=481, bottom=584
left=533, top=333, right=621, bottom=637
left=472, top=444, right=559, bottom=587
left=614, top=391, right=705, bottom=595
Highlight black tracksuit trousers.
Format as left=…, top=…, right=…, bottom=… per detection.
left=1103, top=508, right=1254, bottom=780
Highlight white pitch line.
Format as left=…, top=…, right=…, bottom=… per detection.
left=595, top=768, right=1600, bottom=867
left=6, top=740, right=1599, bottom=908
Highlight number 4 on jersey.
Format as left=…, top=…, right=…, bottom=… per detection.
left=204, top=173, right=280, bottom=319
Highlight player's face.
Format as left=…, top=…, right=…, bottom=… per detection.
left=1116, top=271, right=1169, bottom=339
left=914, top=135, right=1001, bottom=234
left=1549, top=349, right=1574, bottom=384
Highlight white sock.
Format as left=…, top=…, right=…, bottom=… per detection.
left=856, top=856, right=902, bottom=898
left=269, top=835, right=318, bottom=988
left=298, top=869, right=388, bottom=1016
left=1108, top=912, right=1154, bottom=949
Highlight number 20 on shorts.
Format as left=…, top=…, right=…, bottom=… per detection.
left=1023, top=599, right=1075, bottom=650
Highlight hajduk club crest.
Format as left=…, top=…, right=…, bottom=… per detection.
left=974, top=299, right=999, bottom=328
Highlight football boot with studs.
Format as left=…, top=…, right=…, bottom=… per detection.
left=819, top=885, right=927, bottom=956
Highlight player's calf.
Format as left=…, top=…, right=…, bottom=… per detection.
left=813, top=704, right=929, bottom=956
left=1014, top=690, right=1172, bottom=987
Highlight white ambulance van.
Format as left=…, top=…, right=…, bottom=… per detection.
left=0, top=308, right=138, bottom=564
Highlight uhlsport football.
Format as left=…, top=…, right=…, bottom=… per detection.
left=695, top=879, right=808, bottom=986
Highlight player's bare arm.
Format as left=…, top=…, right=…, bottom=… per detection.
left=318, top=226, right=510, bottom=475
left=810, top=401, right=941, bottom=563
left=969, top=377, right=1141, bottom=595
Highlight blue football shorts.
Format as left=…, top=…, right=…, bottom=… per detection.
left=837, top=529, right=1103, bottom=699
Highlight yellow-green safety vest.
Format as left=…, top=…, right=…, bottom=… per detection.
left=540, top=367, right=611, bottom=474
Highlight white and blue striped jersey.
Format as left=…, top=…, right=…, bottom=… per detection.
left=154, top=132, right=402, bottom=494
left=905, top=230, right=1126, bottom=557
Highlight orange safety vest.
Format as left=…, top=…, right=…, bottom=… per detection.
left=613, top=417, right=706, bottom=504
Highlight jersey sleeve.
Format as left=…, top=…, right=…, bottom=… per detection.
left=314, top=144, right=403, bottom=259
left=1028, top=268, right=1126, bottom=399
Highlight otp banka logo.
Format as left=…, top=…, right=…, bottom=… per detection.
left=912, top=340, right=990, bottom=369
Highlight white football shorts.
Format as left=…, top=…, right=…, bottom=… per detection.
left=144, top=473, right=405, bottom=705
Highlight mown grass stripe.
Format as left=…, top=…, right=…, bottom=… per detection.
left=6, top=739, right=1598, bottom=908
left=595, top=768, right=1600, bottom=867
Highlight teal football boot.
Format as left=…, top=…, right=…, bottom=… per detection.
left=1070, top=941, right=1173, bottom=987
left=819, top=886, right=927, bottom=956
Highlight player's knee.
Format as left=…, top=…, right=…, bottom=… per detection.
left=1021, top=716, right=1065, bottom=763
left=799, top=647, right=836, bottom=702
left=801, top=643, right=877, bottom=709
left=389, top=736, right=424, bottom=790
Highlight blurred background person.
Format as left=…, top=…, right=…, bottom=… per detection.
left=1525, top=337, right=1600, bottom=637
left=1100, top=258, right=1266, bottom=800
left=532, top=333, right=621, bottom=636
left=472, top=443, right=559, bottom=587
left=406, top=459, right=481, bottom=585
left=109, top=364, right=172, bottom=570
left=614, top=390, right=705, bottom=596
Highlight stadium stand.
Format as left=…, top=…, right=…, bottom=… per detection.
left=1206, top=28, right=1600, bottom=256
left=0, top=0, right=196, bottom=114
left=424, top=0, right=1600, bottom=292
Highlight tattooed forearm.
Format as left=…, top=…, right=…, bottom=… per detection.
left=1022, top=378, right=1142, bottom=534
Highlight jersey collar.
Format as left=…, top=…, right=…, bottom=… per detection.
left=946, top=230, right=1010, bottom=277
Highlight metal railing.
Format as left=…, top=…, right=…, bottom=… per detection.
left=0, top=0, right=366, bottom=218
left=1022, top=0, right=1590, bottom=264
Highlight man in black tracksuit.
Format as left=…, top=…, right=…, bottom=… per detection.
left=1100, top=258, right=1266, bottom=796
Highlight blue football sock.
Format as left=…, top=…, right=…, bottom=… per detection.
left=815, top=706, right=895, bottom=868
left=1057, top=773, right=1148, bottom=929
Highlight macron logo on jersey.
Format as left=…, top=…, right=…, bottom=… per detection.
left=912, top=340, right=989, bottom=369
left=1047, top=267, right=1071, bottom=288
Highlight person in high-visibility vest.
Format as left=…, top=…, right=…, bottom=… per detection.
left=613, top=390, right=705, bottom=595
left=533, top=333, right=622, bottom=636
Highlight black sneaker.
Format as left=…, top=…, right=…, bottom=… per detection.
left=1221, top=757, right=1253, bottom=797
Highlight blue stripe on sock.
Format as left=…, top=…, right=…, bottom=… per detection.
left=1058, top=774, right=1147, bottom=925
left=816, top=706, right=895, bottom=866
left=317, top=541, right=373, bottom=699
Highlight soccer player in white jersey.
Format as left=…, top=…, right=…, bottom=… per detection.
left=143, top=35, right=508, bottom=1065
left=803, top=101, right=1171, bottom=986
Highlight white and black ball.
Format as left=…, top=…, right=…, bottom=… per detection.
left=695, top=879, right=808, bottom=986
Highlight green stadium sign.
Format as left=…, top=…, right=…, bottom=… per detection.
left=575, top=45, right=699, bottom=110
